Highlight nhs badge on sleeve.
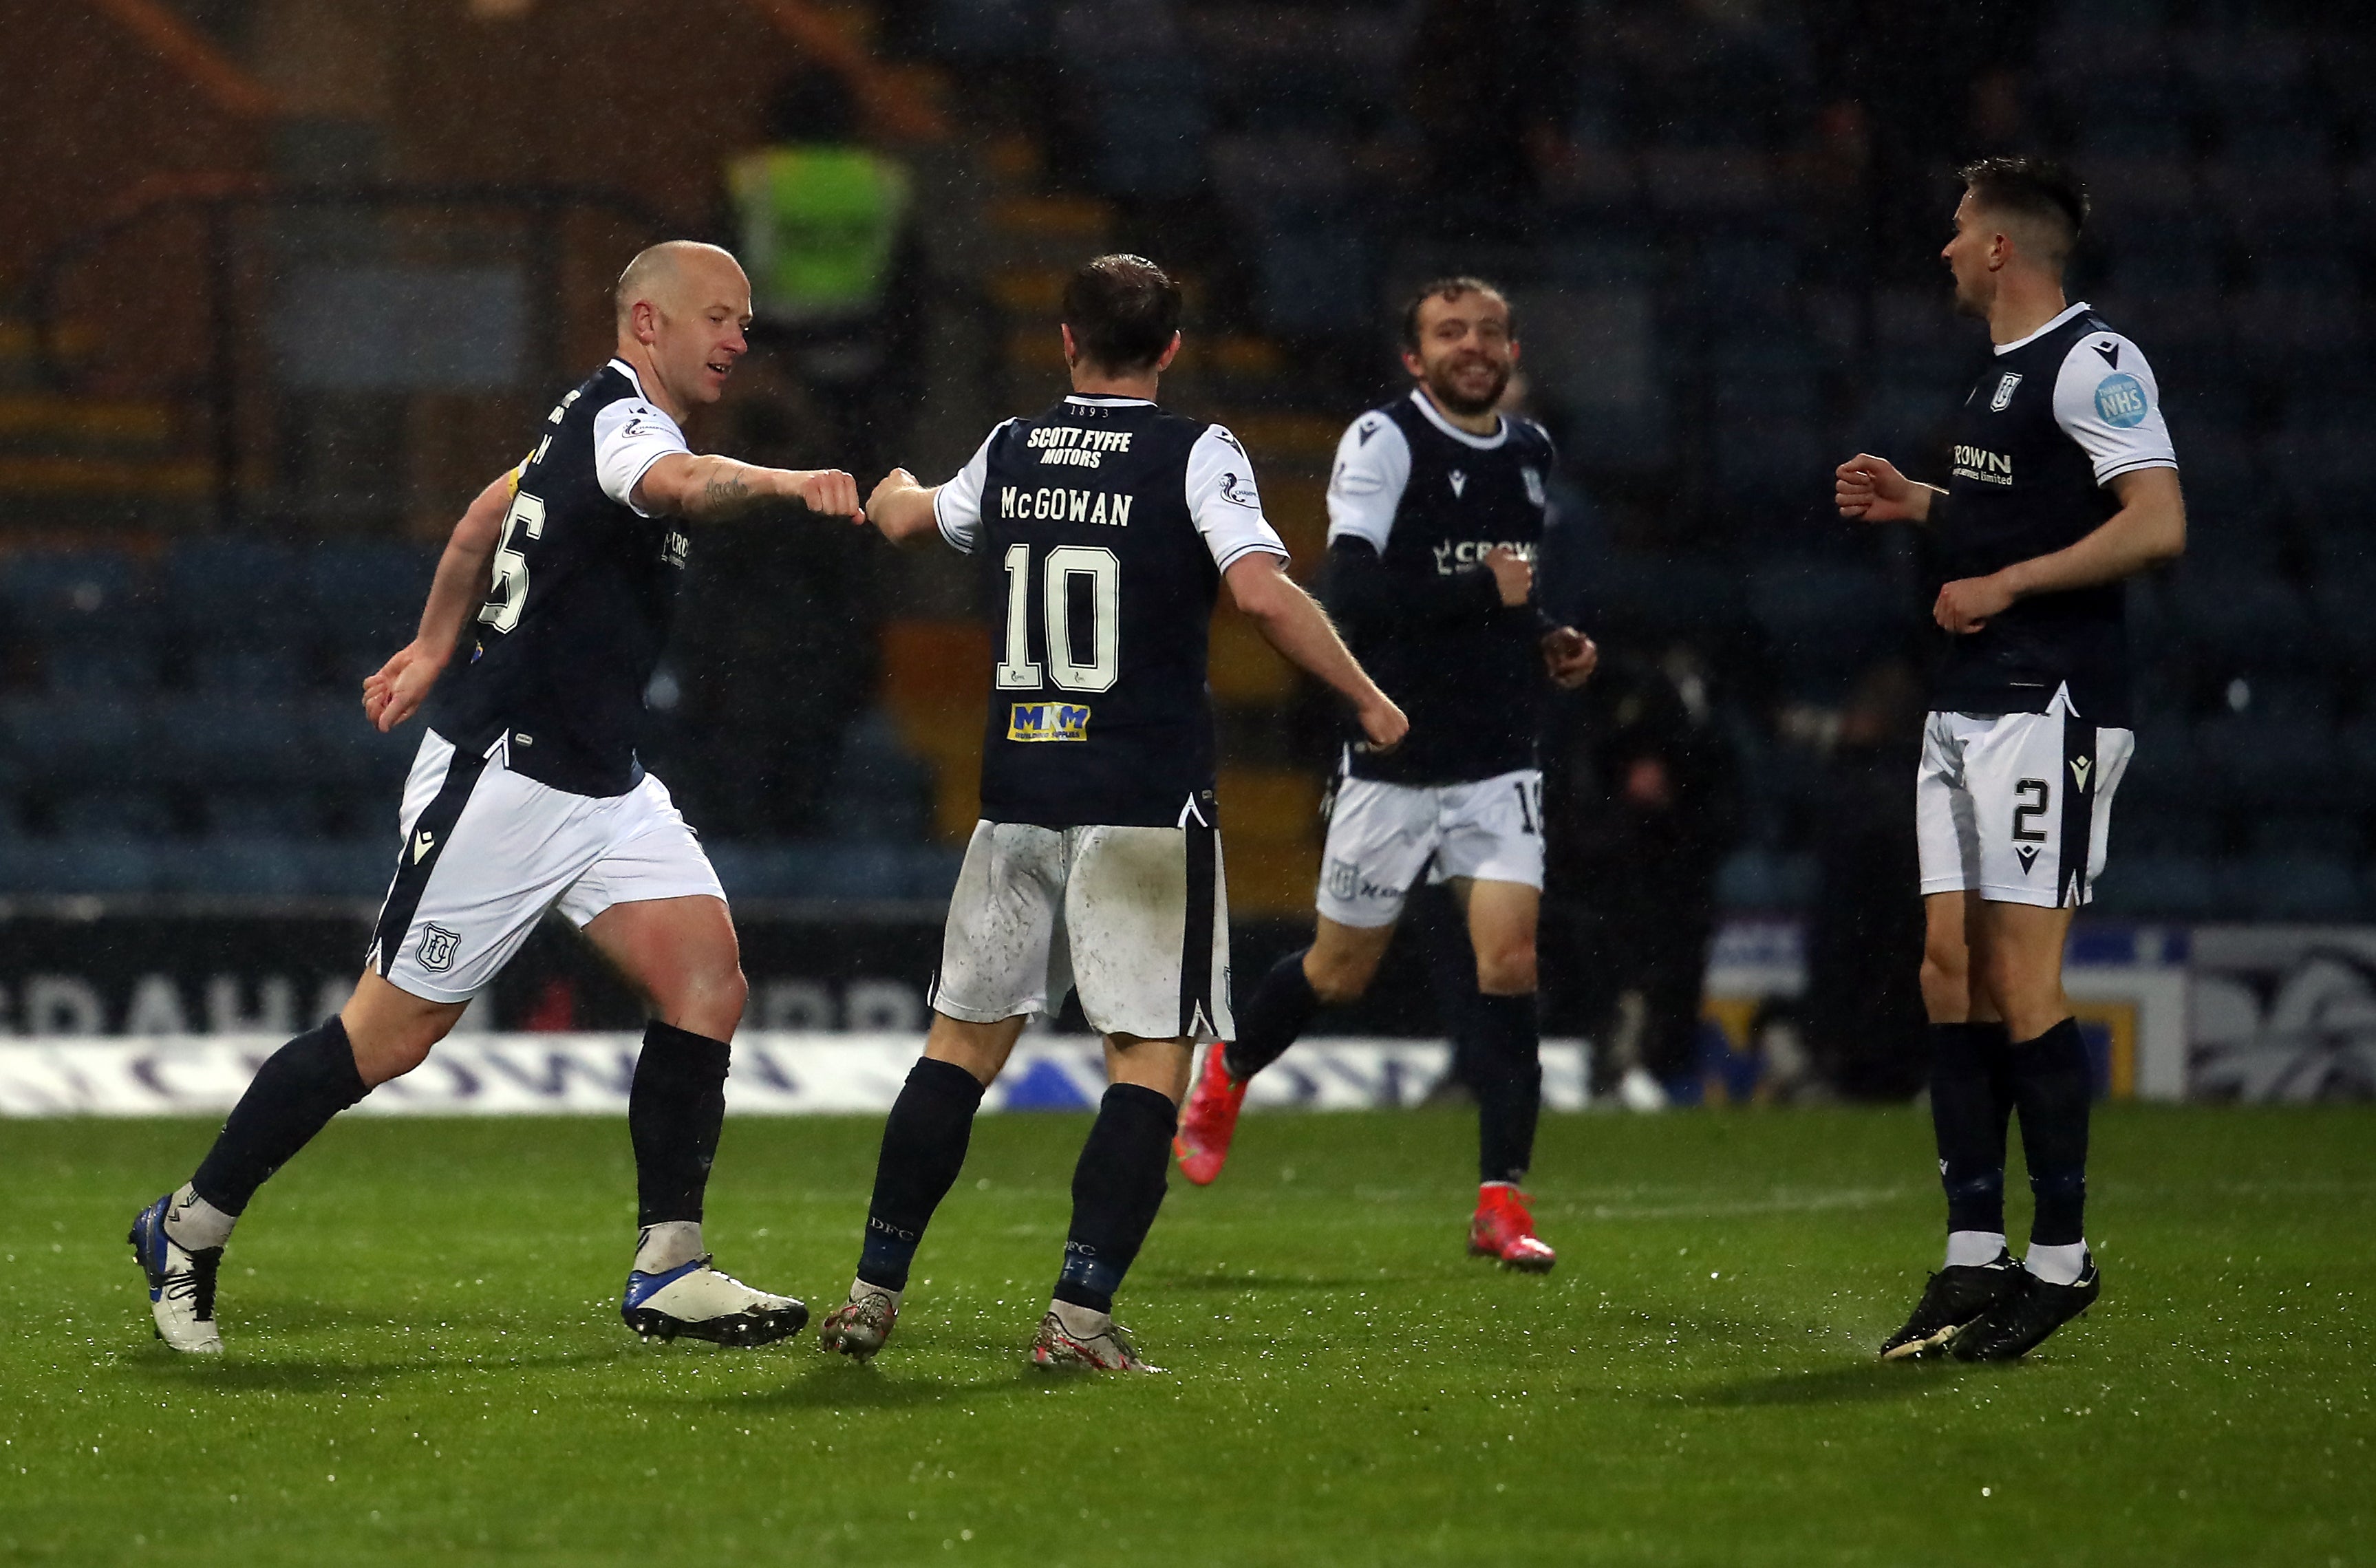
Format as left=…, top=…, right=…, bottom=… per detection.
left=1989, top=372, right=2022, bottom=411
left=1008, top=702, right=1091, bottom=742
left=2095, top=372, right=2149, bottom=427
left=1521, top=466, right=1547, bottom=507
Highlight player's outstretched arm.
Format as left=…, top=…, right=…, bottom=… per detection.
left=1226, top=554, right=1408, bottom=751
left=633, top=453, right=863, bottom=524
left=864, top=468, right=943, bottom=546
left=363, top=469, right=511, bottom=733
left=1934, top=466, right=2185, bottom=634
left=1836, top=453, right=1940, bottom=526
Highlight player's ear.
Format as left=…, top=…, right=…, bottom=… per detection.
left=1059, top=323, right=1079, bottom=369
left=1401, top=347, right=1426, bottom=380
left=1154, top=332, right=1181, bottom=374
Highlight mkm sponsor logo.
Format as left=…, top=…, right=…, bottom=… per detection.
left=1008, top=702, right=1092, bottom=742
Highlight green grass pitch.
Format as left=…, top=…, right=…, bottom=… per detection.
left=1, top=1106, right=2367, bottom=1566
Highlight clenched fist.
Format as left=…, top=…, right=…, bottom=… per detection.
left=791, top=468, right=864, bottom=523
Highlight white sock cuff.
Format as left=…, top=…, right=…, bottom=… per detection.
left=852, top=1277, right=903, bottom=1313
left=164, top=1184, right=236, bottom=1252
left=1047, top=1298, right=1110, bottom=1340
left=1945, top=1230, right=2008, bottom=1269
left=2024, top=1240, right=2089, bottom=1287
left=634, top=1221, right=705, bottom=1275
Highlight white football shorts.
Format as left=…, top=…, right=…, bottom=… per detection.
left=931, top=819, right=1232, bottom=1043
left=1315, top=766, right=1546, bottom=929
left=366, top=729, right=727, bottom=1002
left=1916, top=709, right=2134, bottom=910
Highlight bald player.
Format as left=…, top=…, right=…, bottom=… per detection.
left=128, top=241, right=864, bottom=1355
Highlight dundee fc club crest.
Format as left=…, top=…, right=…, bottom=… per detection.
left=418, top=924, right=462, bottom=972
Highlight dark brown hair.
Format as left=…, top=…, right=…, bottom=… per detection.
left=1959, top=156, right=2088, bottom=266
left=1399, top=277, right=1512, bottom=352
left=1061, top=254, right=1182, bottom=373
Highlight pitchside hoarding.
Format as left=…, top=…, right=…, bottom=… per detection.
left=0, top=903, right=2356, bottom=1106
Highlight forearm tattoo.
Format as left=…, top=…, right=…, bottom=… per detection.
left=700, top=471, right=751, bottom=513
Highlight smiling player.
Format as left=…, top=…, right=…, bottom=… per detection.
left=1173, top=277, right=1597, bottom=1272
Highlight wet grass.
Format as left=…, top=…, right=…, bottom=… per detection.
left=0, top=1106, right=2368, bottom=1565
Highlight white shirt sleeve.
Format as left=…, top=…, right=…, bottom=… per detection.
left=932, top=426, right=1004, bottom=555
left=591, top=398, right=693, bottom=517
left=2051, top=332, right=2179, bottom=484
left=1185, top=425, right=1290, bottom=572
left=1325, top=411, right=1413, bottom=550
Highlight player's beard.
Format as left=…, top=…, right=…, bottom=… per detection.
left=1949, top=268, right=1990, bottom=321
left=1426, top=357, right=1512, bottom=418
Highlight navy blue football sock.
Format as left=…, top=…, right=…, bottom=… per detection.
left=857, top=1057, right=987, bottom=1292
left=2011, top=1017, right=2091, bottom=1248
left=1471, top=992, right=1543, bottom=1185
left=629, top=1022, right=733, bottom=1228
left=190, top=1017, right=370, bottom=1216
left=1053, top=1083, right=1177, bottom=1314
left=1223, top=948, right=1320, bottom=1081
left=1929, top=1020, right=2015, bottom=1237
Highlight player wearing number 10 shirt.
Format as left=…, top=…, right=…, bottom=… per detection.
left=127, top=242, right=866, bottom=1355
left=822, top=255, right=1405, bottom=1372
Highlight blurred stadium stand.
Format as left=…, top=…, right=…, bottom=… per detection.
left=1, top=0, right=2371, bottom=919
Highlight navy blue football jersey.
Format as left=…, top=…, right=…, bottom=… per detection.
left=1932, top=303, right=2177, bottom=728
left=427, top=359, right=694, bottom=796
left=1324, top=389, right=1558, bottom=785
left=934, top=394, right=1288, bottom=828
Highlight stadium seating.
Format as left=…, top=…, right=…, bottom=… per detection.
left=7, top=0, right=2373, bottom=922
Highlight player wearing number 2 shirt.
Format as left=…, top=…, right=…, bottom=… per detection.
left=1838, top=160, right=2185, bottom=1364
left=128, top=241, right=866, bottom=1355
left=820, top=255, right=1404, bottom=1373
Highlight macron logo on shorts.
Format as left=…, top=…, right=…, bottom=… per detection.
left=413, top=828, right=437, bottom=863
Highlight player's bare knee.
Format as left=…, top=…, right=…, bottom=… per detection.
left=348, top=1020, right=444, bottom=1088
left=1476, top=942, right=1537, bottom=996
left=1304, top=950, right=1376, bottom=1005
left=1919, top=952, right=1969, bottom=1020
left=668, top=962, right=747, bottom=1039
left=1973, top=945, right=2021, bottom=1014
left=711, top=962, right=750, bottom=1022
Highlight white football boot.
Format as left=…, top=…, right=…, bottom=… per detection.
left=128, top=1194, right=224, bottom=1355
left=621, top=1256, right=808, bottom=1346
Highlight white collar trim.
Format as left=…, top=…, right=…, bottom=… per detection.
left=1408, top=387, right=1509, bottom=449
left=1994, top=301, right=2090, bottom=356
left=609, top=357, right=651, bottom=398
left=1064, top=394, right=1154, bottom=406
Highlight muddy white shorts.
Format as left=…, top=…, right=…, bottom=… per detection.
left=931, top=819, right=1232, bottom=1043
left=365, top=729, right=727, bottom=1002
left=1916, top=709, right=2134, bottom=910
left=1314, top=767, right=1545, bottom=929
